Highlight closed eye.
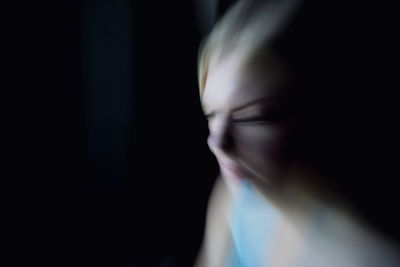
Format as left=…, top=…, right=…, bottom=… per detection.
left=232, top=115, right=274, bottom=124
left=232, top=110, right=286, bottom=124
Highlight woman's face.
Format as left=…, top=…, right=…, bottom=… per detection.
left=202, top=51, right=296, bottom=191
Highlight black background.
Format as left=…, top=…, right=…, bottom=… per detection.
left=3, top=0, right=225, bottom=266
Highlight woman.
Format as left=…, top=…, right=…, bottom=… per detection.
left=194, top=0, right=400, bottom=266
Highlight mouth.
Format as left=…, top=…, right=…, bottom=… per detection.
left=220, top=160, right=246, bottom=179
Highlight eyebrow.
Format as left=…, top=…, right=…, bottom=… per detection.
left=231, top=97, right=272, bottom=112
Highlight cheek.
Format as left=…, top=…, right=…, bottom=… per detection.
left=233, top=125, right=292, bottom=172
left=236, top=126, right=288, bottom=154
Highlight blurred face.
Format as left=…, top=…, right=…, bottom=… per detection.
left=202, top=51, right=296, bottom=191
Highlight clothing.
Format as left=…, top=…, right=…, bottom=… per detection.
left=224, top=180, right=400, bottom=267
left=226, top=179, right=282, bottom=267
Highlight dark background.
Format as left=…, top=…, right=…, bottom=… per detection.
left=3, top=0, right=234, bottom=266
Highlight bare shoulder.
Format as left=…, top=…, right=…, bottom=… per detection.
left=194, top=176, right=234, bottom=267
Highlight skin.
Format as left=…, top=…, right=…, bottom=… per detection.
left=202, top=48, right=343, bottom=220
left=202, top=50, right=295, bottom=196
left=196, top=49, right=400, bottom=267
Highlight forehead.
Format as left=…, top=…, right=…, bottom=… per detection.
left=202, top=52, right=287, bottom=114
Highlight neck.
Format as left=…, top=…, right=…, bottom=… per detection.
left=250, top=164, right=359, bottom=232
left=250, top=165, right=400, bottom=254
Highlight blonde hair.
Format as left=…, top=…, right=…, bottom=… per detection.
left=197, top=0, right=302, bottom=97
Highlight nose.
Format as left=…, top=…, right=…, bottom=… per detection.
left=207, top=114, right=234, bottom=154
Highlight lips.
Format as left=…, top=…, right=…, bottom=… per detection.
left=220, top=160, right=246, bottom=179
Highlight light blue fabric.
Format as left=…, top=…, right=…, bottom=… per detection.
left=226, top=179, right=281, bottom=267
